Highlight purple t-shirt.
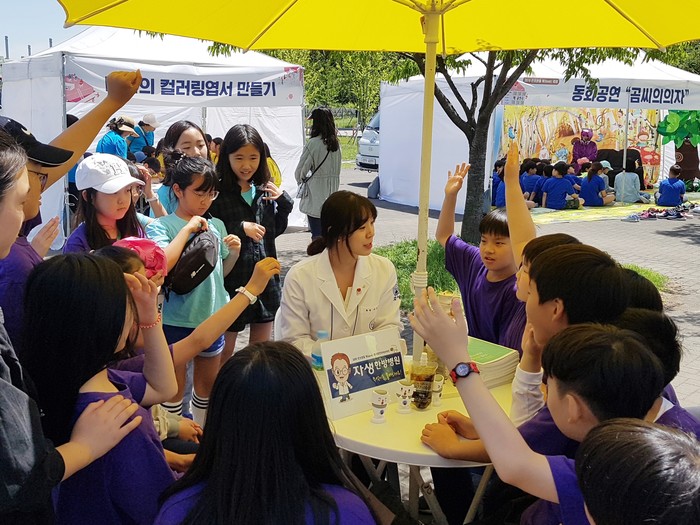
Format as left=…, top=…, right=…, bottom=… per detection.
left=498, top=301, right=525, bottom=356
left=0, top=237, right=43, bottom=355
left=444, top=236, right=519, bottom=344
left=54, top=369, right=175, bottom=525
left=63, top=223, right=91, bottom=254
left=657, top=404, right=700, bottom=438
left=548, top=456, right=588, bottom=525
left=154, top=482, right=375, bottom=524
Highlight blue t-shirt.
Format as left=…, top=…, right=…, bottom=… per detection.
left=657, top=178, right=685, bottom=207
left=542, top=177, right=575, bottom=210
left=128, top=125, right=154, bottom=153
left=532, top=176, right=547, bottom=204
left=149, top=184, right=179, bottom=217
left=96, top=131, right=128, bottom=159
left=579, top=174, right=606, bottom=206
left=563, top=174, right=582, bottom=190
left=491, top=172, right=502, bottom=206
left=146, top=214, right=230, bottom=327
left=494, top=175, right=523, bottom=207
left=521, top=174, right=542, bottom=197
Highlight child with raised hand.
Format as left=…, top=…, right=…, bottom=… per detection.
left=576, top=419, right=700, bottom=525
left=155, top=341, right=375, bottom=525
left=436, top=162, right=519, bottom=346
left=579, top=161, right=615, bottom=207
left=147, top=150, right=241, bottom=425
left=411, top=292, right=668, bottom=525
left=64, top=153, right=147, bottom=253
left=21, top=254, right=177, bottom=525
left=209, top=124, right=294, bottom=359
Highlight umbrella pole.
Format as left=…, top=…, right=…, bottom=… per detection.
left=411, top=13, right=439, bottom=365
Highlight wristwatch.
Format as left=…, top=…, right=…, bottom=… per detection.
left=449, top=362, right=480, bottom=385
left=235, top=286, right=257, bottom=305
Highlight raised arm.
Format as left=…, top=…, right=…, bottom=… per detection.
left=504, top=142, right=536, bottom=267
left=436, top=163, right=469, bottom=247
left=410, top=288, right=558, bottom=503
left=125, top=272, right=177, bottom=406
left=44, top=71, right=141, bottom=189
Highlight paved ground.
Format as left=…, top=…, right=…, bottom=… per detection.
left=264, top=165, right=700, bottom=408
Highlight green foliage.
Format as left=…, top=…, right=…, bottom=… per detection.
left=622, top=264, right=668, bottom=291
left=374, top=240, right=457, bottom=310
left=339, top=136, right=358, bottom=162
left=657, top=111, right=700, bottom=148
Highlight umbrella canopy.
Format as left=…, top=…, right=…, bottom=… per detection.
left=61, top=0, right=696, bottom=53
left=58, top=0, right=700, bottom=359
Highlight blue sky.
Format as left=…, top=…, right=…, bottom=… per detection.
left=2, top=0, right=83, bottom=60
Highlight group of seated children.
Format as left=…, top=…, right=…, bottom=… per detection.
left=431, top=141, right=699, bottom=525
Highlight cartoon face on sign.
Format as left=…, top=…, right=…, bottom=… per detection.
left=331, top=353, right=353, bottom=402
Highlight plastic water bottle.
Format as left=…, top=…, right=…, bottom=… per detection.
left=311, top=330, right=329, bottom=371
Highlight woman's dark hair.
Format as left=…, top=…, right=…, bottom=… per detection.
left=0, top=130, right=27, bottom=201
left=587, top=161, right=603, bottom=181
left=621, top=267, right=663, bottom=312
left=93, top=245, right=145, bottom=275
left=161, top=121, right=210, bottom=185
left=542, top=324, right=665, bottom=422
left=162, top=149, right=217, bottom=200
left=307, top=191, right=377, bottom=256
left=521, top=233, right=580, bottom=266
left=216, top=124, right=269, bottom=192
left=478, top=208, right=509, bottom=238
left=74, top=164, right=145, bottom=251
left=22, top=254, right=137, bottom=445
left=309, top=107, right=340, bottom=152
left=576, top=419, right=700, bottom=525
left=614, top=308, right=681, bottom=385
left=160, top=341, right=372, bottom=524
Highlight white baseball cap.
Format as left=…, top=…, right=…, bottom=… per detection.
left=142, top=114, right=161, bottom=128
left=76, top=154, right=145, bottom=193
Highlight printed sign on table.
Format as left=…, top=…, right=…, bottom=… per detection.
left=321, top=327, right=405, bottom=421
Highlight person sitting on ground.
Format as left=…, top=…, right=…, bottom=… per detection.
left=565, top=164, right=583, bottom=192
left=579, top=161, right=615, bottom=206
left=154, top=341, right=376, bottom=524
left=520, top=160, right=541, bottom=207
left=656, top=164, right=687, bottom=207
left=598, top=160, right=614, bottom=192
left=491, top=159, right=505, bottom=206
left=614, top=161, right=651, bottom=203
left=542, top=162, right=584, bottom=210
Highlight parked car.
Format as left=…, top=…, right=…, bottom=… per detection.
left=356, top=112, right=380, bottom=171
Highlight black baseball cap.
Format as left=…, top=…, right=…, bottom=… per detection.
left=0, top=116, right=73, bottom=167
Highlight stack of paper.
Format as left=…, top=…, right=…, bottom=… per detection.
left=467, top=337, right=520, bottom=389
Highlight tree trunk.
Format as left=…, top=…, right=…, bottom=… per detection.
left=460, top=126, right=489, bottom=244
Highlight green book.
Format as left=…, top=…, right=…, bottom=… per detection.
left=468, top=337, right=518, bottom=365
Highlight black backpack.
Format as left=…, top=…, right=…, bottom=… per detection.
left=164, top=229, right=219, bottom=299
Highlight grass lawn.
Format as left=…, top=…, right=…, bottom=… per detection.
left=340, top=135, right=359, bottom=162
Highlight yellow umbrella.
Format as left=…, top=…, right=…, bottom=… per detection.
left=58, top=0, right=700, bottom=357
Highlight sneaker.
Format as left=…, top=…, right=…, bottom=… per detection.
left=639, top=211, right=657, bottom=220
left=666, top=210, right=686, bottom=220
left=621, top=214, right=640, bottom=222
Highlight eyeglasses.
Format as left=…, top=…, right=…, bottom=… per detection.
left=192, top=189, right=219, bottom=201
left=28, top=169, right=49, bottom=191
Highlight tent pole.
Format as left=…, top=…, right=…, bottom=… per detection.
left=411, top=12, right=439, bottom=364
left=623, top=87, right=630, bottom=173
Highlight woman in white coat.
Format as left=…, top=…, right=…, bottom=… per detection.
left=275, top=191, right=401, bottom=355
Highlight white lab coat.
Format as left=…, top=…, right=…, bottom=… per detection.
left=275, top=249, right=402, bottom=355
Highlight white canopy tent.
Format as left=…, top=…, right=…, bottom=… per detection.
left=1, top=27, right=307, bottom=246
left=379, top=54, right=700, bottom=211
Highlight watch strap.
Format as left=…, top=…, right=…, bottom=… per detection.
left=235, top=286, right=257, bottom=304
left=449, top=362, right=480, bottom=385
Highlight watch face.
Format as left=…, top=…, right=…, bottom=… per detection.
left=455, top=363, right=471, bottom=377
